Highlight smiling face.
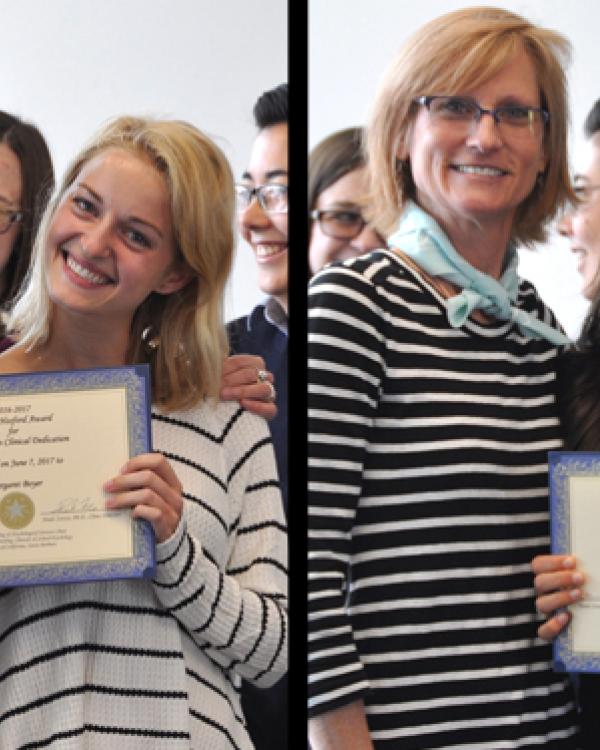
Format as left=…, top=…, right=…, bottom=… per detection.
left=0, top=142, right=23, bottom=290
left=238, top=122, right=288, bottom=312
left=559, top=133, right=600, bottom=301
left=309, top=166, right=384, bottom=275
left=401, top=47, right=547, bottom=250
left=45, top=148, right=190, bottom=327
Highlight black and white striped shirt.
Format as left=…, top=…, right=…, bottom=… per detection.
left=308, top=250, right=578, bottom=748
left=1, top=401, right=287, bottom=750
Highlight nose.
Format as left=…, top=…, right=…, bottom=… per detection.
left=80, top=217, right=113, bottom=257
left=558, top=211, right=574, bottom=238
left=352, top=224, right=385, bottom=252
left=465, top=112, right=502, bottom=150
left=239, top=196, right=270, bottom=232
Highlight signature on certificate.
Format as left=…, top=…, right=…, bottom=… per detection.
left=48, top=497, right=101, bottom=514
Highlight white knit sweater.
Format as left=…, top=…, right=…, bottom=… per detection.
left=0, top=401, right=288, bottom=749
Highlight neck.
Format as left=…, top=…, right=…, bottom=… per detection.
left=419, top=203, right=513, bottom=279
left=33, top=308, right=132, bottom=372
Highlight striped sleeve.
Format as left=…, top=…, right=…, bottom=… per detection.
left=152, top=409, right=288, bottom=689
left=308, top=262, right=389, bottom=714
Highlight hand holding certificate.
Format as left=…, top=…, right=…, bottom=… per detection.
left=547, top=452, right=600, bottom=672
left=0, top=365, right=155, bottom=586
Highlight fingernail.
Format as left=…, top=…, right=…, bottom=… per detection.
left=570, top=589, right=582, bottom=600
left=557, top=611, right=570, bottom=624
left=563, top=557, right=575, bottom=568
left=572, top=572, right=584, bottom=584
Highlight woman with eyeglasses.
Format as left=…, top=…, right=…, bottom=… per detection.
left=308, top=127, right=383, bottom=276
left=0, top=111, right=54, bottom=349
left=308, top=7, right=580, bottom=749
left=533, top=98, right=600, bottom=750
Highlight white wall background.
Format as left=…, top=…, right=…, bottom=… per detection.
left=2, top=0, right=287, bottom=323
left=310, top=0, right=599, bottom=339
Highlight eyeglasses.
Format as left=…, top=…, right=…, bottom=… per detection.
left=310, top=209, right=368, bottom=240
left=0, top=207, right=23, bottom=235
left=574, top=184, right=600, bottom=205
left=414, top=95, right=549, bottom=138
left=235, top=183, right=288, bottom=213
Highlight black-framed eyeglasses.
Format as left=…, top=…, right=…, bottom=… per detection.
left=235, top=183, right=288, bottom=213
left=310, top=209, right=368, bottom=240
left=413, top=95, right=549, bottom=138
left=0, top=207, right=23, bottom=235
left=574, top=184, right=600, bottom=204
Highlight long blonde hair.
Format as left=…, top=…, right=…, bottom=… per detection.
left=366, top=6, right=573, bottom=245
left=8, top=116, right=235, bottom=411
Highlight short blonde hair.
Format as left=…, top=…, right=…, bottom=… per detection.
left=8, top=116, right=235, bottom=411
left=366, top=6, right=573, bottom=245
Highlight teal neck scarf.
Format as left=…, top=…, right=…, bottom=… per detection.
left=387, top=202, right=570, bottom=345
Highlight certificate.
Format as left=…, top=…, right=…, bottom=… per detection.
left=0, top=365, right=155, bottom=586
left=549, top=451, right=600, bottom=672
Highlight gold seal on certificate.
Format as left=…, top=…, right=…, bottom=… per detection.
left=0, top=492, right=35, bottom=529
left=0, top=365, right=155, bottom=587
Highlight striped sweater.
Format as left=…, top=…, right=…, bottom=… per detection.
left=0, top=400, right=288, bottom=750
left=307, top=250, right=579, bottom=748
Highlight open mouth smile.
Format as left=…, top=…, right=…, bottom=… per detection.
left=452, top=165, right=508, bottom=176
left=62, top=249, right=113, bottom=286
left=254, top=243, right=287, bottom=260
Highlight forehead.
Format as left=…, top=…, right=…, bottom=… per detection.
left=317, top=166, right=369, bottom=208
left=72, top=148, right=170, bottom=212
left=578, top=133, right=600, bottom=181
left=246, top=123, right=288, bottom=181
left=0, top=142, right=22, bottom=204
left=460, top=47, right=540, bottom=101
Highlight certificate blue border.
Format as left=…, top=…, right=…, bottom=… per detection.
left=549, top=451, right=600, bottom=672
left=0, top=365, right=155, bottom=587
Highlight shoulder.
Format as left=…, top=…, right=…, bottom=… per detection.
left=227, top=305, right=269, bottom=354
left=310, top=249, right=409, bottom=290
left=153, top=399, right=272, bottom=455
left=517, top=276, right=563, bottom=332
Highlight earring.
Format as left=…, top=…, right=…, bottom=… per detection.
left=141, top=325, right=160, bottom=352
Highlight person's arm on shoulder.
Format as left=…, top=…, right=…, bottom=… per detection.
left=220, top=353, right=277, bottom=420
left=309, top=700, right=375, bottom=750
left=532, top=554, right=584, bottom=639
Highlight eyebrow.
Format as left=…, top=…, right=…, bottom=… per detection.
left=241, top=168, right=288, bottom=182
left=322, top=201, right=362, bottom=210
left=78, top=182, right=164, bottom=238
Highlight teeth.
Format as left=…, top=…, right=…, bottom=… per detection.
left=66, top=254, right=110, bottom=285
left=255, top=244, right=286, bottom=258
left=456, top=165, right=505, bottom=176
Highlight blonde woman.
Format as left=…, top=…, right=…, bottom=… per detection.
left=308, top=6, right=578, bottom=748
left=0, top=116, right=287, bottom=749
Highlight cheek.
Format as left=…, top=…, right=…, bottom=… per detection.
left=273, top=214, right=288, bottom=239
left=309, top=228, right=340, bottom=273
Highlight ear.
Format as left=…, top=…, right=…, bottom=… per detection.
left=154, top=265, right=194, bottom=296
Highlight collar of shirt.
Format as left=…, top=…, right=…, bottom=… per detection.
left=248, top=297, right=288, bottom=336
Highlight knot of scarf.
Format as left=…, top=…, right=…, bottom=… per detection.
left=387, top=202, right=570, bottom=346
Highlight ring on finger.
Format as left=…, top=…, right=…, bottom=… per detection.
left=265, top=381, right=276, bottom=402
left=256, top=368, right=269, bottom=383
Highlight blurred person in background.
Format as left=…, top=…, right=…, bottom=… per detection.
left=227, top=82, right=289, bottom=750
left=309, top=126, right=383, bottom=276
left=0, top=110, right=54, bottom=347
